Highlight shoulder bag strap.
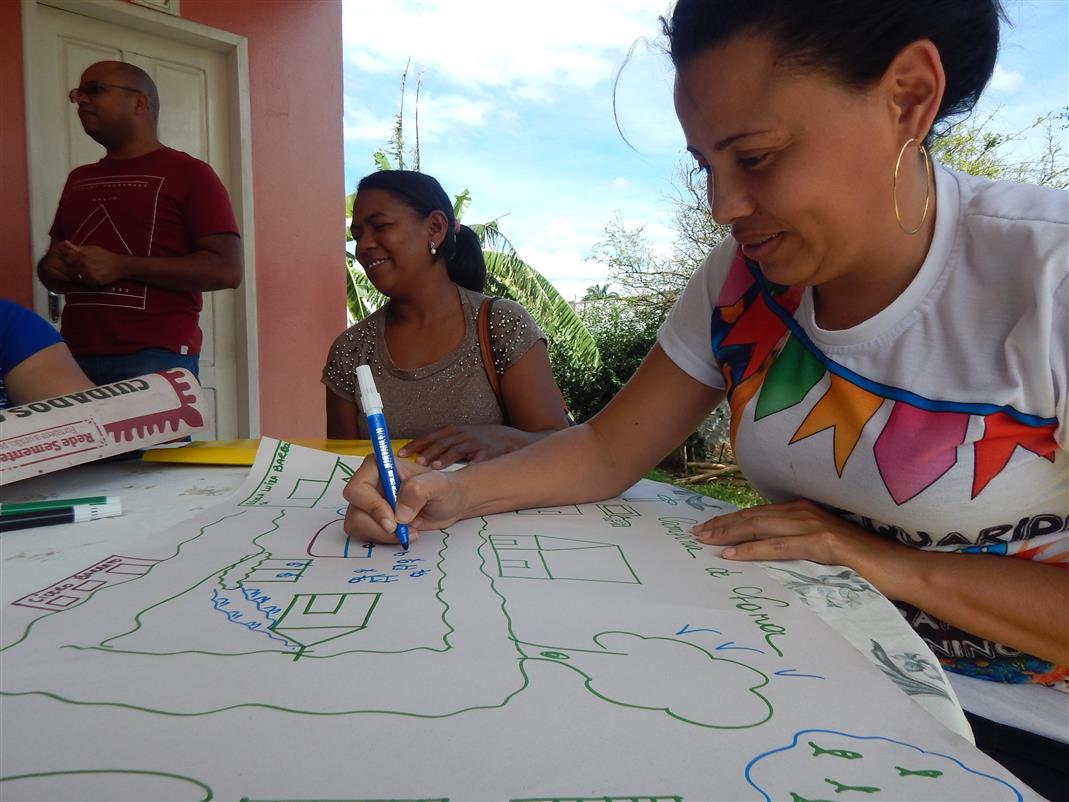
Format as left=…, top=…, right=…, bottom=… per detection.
left=477, top=297, right=505, bottom=413
left=478, top=296, right=573, bottom=426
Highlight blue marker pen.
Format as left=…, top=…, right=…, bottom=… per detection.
left=355, top=364, right=409, bottom=551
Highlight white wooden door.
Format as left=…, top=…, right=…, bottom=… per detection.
left=28, top=3, right=239, bottom=439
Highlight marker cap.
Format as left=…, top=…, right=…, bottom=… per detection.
left=355, top=364, right=383, bottom=416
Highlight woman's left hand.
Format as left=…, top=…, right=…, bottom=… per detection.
left=692, top=499, right=899, bottom=570
left=696, top=500, right=1069, bottom=665
left=398, top=424, right=523, bottom=468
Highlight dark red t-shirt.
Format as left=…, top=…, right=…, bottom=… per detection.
left=49, top=147, right=239, bottom=356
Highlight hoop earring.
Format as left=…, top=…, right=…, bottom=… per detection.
left=429, top=241, right=438, bottom=256
left=893, top=137, right=933, bottom=235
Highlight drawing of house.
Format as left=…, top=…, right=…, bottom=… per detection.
left=270, top=592, right=380, bottom=655
left=13, top=555, right=161, bottom=612
left=489, top=535, right=640, bottom=584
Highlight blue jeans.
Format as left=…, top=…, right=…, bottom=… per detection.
left=75, top=348, right=200, bottom=387
left=75, top=349, right=200, bottom=455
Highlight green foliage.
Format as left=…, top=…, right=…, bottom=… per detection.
left=591, top=162, right=730, bottom=321
left=473, top=221, right=600, bottom=375
left=576, top=161, right=730, bottom=442
left=581, top=283, right=619, bottom=301
left=645, top=467, right=765, bottom=509
left=385, top=59, right=416, bottom=171
left=343, top=190, right=384, bottom=323
left=372, top=151, right=391, bottom=172
left=555, top=299, right=660, bottom=422
left=345, top=257, right=385, bottom=323
left=453, top=189, right=472, bottom=222
left=931, top=110, right=1068, bottom=188
left=590, top=215, right=688, bottom=321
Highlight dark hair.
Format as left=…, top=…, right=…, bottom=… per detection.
left=356, top=170, right=487, bottom=292
left=662, top=0, right=1004, bottom=132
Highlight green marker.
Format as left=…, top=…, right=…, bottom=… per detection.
left=0, top=496, right=119, bottom=516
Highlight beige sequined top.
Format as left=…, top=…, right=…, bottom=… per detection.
left=321, top=285, right=546, bottom=438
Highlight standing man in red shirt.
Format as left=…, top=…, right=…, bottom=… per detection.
left=37, top=60, right=242, bottom=385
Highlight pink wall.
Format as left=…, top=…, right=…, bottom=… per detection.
left=181, top=0, right=346, bottom=438
left=1, top=1, right=33, bottom=307
left=2, top=0, right=346, bottom=438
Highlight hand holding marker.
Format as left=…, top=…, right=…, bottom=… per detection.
left=355, top=364, right=409, bottom=550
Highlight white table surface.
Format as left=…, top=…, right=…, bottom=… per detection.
left=0, top=456, right=972, bottom=742
left=0, top=459, right=248, bottom=602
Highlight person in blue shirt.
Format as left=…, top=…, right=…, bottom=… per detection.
left=0, top=300, right=93, bottom=408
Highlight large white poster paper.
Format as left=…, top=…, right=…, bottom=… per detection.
left=0, top=439, right=1035, bottom=801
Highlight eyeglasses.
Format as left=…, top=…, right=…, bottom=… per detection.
left=68, top=80, right=142, bottom=103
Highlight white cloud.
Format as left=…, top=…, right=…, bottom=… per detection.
left=342, top=91, right=492, bottom=144
left=344, top=121, right=389, bottom=142
left=517, top=245, right=614, bottom=302
left=341, top=0, right=671, bottom=98
left=989, top=64, right=1026, bottom=93
left=421, top=94, right=492, bottom=130
left=544, top=219, right=580, bottom=250
left=645, top=222, right=675, bottom=258
left=615, top=217, right=675, bottom=255
left=342, top=94, right=391, bottom=142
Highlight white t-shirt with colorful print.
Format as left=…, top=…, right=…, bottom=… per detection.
left=658, top=164, right=1068, bottom=709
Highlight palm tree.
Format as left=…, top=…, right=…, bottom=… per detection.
left=344, top=189, right=385, bottom=320
left=581, top=283, right=620, bottom=302
left=472, top=220, right=600, bottom=371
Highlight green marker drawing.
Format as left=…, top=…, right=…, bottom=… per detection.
left=241, top=798, right=446, bottom=802
left=789, top=792, right=834, bottom=802
left=0, top=770, right=211, bottom=802
left=241, top=798, right=447, bottom=802
left=895, top=766, right=944, bottom=778
left=824, top=777, right=880, bottom=793
left=808, top=741, right=863, bottom=760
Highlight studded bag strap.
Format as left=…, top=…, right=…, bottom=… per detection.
left=477, top=297, right=506, bottom=417
left=478, top=296, right=573, bottom=427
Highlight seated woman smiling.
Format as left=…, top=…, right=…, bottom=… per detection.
left=322, top=170, right=570, bottom=468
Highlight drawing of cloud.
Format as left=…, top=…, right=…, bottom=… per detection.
left=746, top=729, right=1025, bottom=802
left=538, top=631, right=772, bottom=729
left=0, top=770, right=211, bottom=802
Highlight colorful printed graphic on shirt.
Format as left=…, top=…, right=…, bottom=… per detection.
left=711, top=251, right=1060, bottom=505
left=710, top=249, right=1066, bottom=688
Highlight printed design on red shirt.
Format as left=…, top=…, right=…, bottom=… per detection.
left=50, top=148, right=238, bottom=357
left=62, top=175, right=165, bottom=311
left=712, top=249, right=1060, bottom=507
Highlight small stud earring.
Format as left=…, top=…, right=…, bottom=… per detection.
left=429, top=241, right=438, bottom=256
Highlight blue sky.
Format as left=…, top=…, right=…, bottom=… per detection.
left=342, top=0, right=1068, bottom=301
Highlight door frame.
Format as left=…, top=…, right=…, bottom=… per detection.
left=21, top=0, right=261, bottom=437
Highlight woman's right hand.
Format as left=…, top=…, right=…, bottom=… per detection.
left=341, top=454, right=467, bottom=544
